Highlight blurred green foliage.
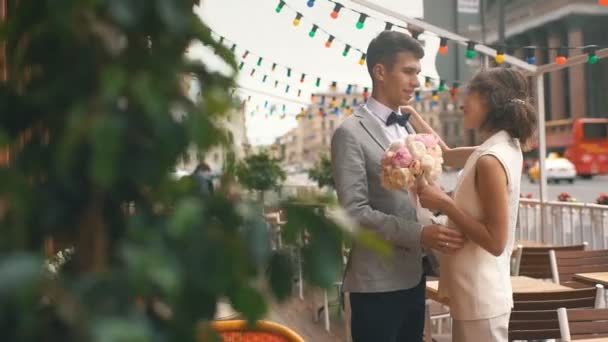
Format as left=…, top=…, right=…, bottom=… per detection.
left=235, top=152, right=285, bottom=201
left=308, top=154, right=334, bottom=190
left=0, top=1, right=351, bottom=341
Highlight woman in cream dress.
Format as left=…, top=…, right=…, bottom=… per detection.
left=406, top=68, right=538, bottom=342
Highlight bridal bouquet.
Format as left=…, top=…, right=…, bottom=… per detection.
left=380, top=133, right=443, bottom=190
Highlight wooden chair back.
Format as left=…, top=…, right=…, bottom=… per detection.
left=513, top=287, right=599, bottom=311
left=512, top=243, right=587, bottom=278
left=557, top=307, right=608, bottom=341
left=509, top=309, right=560, bottom=341
left=550, top=249, right=608, bottom=286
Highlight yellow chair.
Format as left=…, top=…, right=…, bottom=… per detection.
left=199, top=320, right=305, bottom=342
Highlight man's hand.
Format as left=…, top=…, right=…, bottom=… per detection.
left=421, top=224, right=466, bottom=254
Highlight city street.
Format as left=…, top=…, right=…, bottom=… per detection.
left=283, top=170, right=608, bottom=204
left=439, top=170, right=608, bottom=203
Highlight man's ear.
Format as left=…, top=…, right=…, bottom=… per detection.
left=372, top=63, right=385, bottom=83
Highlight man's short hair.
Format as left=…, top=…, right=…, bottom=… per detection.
left=366, top=31, right=424, bottom=79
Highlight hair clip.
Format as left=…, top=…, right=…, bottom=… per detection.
left=509, top=98, right=525, bottom=105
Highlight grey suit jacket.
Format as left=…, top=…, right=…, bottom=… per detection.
left=331, top=105, right=424, bottom=293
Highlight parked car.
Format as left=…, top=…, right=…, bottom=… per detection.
left=528, top=157, right=576, bottom=183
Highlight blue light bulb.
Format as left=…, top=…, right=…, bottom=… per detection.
left=307, top=0, right=315, bottom=7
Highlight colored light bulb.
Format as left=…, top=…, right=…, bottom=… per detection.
left=466, top=41, right=476, bottom=59
left=293, top=13, right=302, bottom=26
left=526, top=56, right=536, bottom=65
left=588, top=55, right=598, bottom=64
left=496, top=54, right=505, bottom=64
left=330, top=3, right=342, bottom=19
left=438, top=38, right=448, bottom=54
left=309, top=25, right=318, bottom=38
left=276, top=0, right=285, bottom=13
left=359, top=53, right=366, bottom=65
left=356, top=13, right=368, bottom=30
left=342, top=45, right=350, bottom=57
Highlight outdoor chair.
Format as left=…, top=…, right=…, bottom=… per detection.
left=511, top=243, right=587, bottom=278
left=557, top=307, right=608, bottom=340
left=513, top=285, right=603, bottom=311
left=549, top=249, right=608, bottom=287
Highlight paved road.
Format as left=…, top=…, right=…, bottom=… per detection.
left=439, top=171, right=608, bottom=203
left=282, top=170, right=608, bottom=204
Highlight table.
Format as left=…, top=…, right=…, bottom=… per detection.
left=426, top=276, right=571, bottom=305
left=516, top=240, right=549, bottom=248
left=574, top=338, right=608, bottom=342
left=574, top=272, right=608, bottom=287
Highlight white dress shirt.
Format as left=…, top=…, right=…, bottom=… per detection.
left=364, top=97, right=409, bottom=142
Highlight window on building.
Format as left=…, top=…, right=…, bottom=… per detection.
left=443, top=122, right=450, bottom=137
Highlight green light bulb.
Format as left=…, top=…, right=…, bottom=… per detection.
left=466, top=50, right=476, bottom=59
left=588, top=55, right=598, bottom=64
left=309, top=30, right=316, bottom=38
left=356, top=21, right=364, bottom=30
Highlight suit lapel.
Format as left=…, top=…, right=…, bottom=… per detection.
left=355, top=106, right=390, bottom=151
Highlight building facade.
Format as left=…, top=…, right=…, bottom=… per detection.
left=275, top=90, right=465, bottom=169
left=175, top=76, right=249, bottom=175
left=471, top=0, right=608, bottom=121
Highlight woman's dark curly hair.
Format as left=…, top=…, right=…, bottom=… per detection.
left=468, top=67, right=537, bottom=144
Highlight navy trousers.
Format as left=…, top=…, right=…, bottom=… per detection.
left=349, top=276, right=426, bottom=342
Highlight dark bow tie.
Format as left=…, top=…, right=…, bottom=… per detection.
left=386, top=112, right=410, bottom=127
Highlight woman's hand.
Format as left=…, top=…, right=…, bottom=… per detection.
left=416, top=178, right=452, bottom=212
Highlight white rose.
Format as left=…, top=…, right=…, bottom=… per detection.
left=388, top=140, right=405, bottom=152
left=407, top=141, right=427, bottom=159
left=420, top=154, right=435, bottom=171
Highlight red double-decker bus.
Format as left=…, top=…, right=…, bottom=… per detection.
left=541, top=118, right=608, bottom=178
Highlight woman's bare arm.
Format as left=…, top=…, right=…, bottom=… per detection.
left=402, top=105, right=477, bottom=168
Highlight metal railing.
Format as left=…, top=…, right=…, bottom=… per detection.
left=517, top=199, right=608, bottom=249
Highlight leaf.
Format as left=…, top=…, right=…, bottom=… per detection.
left=267, top=252, right=294, bottom=301
left=168, top=197, right=204, bottom=239
left=93, top=317, right=152, bottom=342
left=91, top=115, right=126, bottom=189
left=229, top=286, right=267, bottom=322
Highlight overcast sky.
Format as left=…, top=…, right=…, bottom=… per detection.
left=192, top=0, right=439, bottom=145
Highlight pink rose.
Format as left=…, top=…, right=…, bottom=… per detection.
left=391, top=147, right=413, bottom=168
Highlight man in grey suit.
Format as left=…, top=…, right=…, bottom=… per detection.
left=331, top=31, right=465, bottom=342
